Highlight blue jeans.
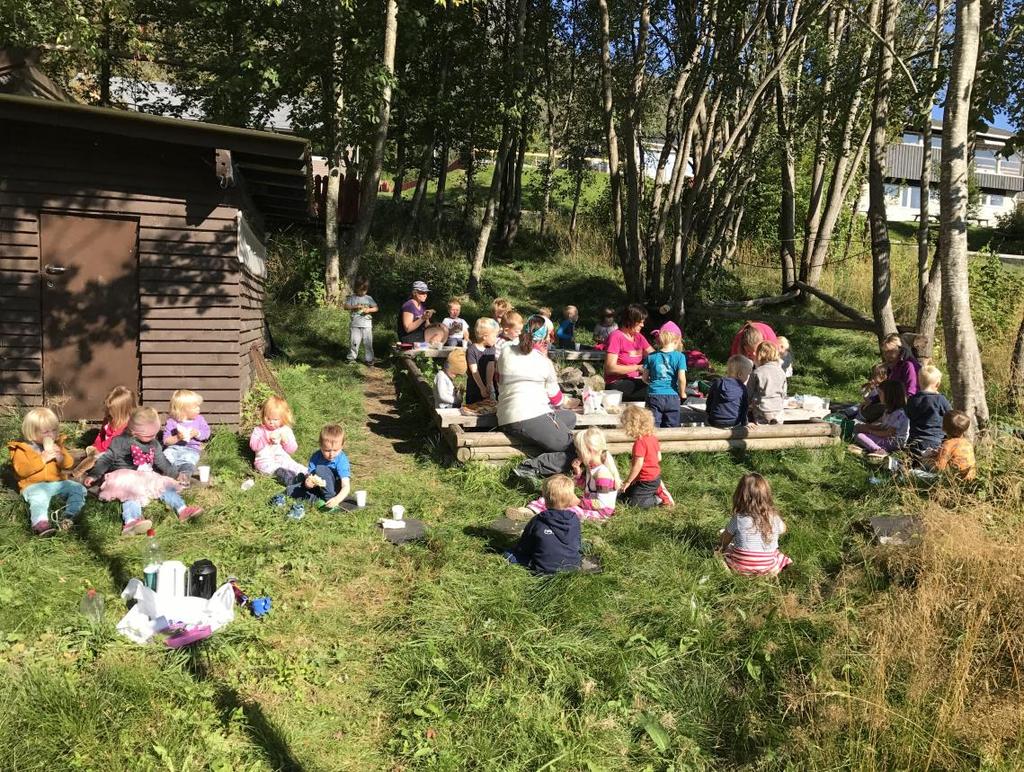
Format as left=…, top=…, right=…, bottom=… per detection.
left=287, top=464, right=342, bottom=503
left=647, top=393, right=681, bottom=428
left=163, top=445, right=201, bottom=476
left=22, top=480, right=86, bottom=527
left=121, top=488, right=186, bottom=524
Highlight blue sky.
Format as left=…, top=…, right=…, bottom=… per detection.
left=931, top=105, right=1016, bottom=132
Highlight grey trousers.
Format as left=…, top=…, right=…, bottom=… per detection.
left=348, top=327, right=374, bottom=363
left=504, top=409, right=578, bottom=476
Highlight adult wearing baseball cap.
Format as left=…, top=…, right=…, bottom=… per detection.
left=398, top=280, right=434, bottom=344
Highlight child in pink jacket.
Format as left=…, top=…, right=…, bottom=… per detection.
left=249, top=396, right=306, bottom=484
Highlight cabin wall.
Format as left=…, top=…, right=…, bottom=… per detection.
left=0, top=122, right=247, bottom=425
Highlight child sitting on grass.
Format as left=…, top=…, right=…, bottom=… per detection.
left=9, top=407, right=86, bottom=537
left=593, top=307, right=618, bottom=350
left=162, top=388, right=211, bottom=480
left=718, top=473, right=791, bottom=577
left=905, top=364, right=951, bottom=459
left=86, top=407, right=201, bottom=536
left=619, top=405, right=675, bottom=508
left=505, top=474, right=582, bottom=575
left=555, top=305, right=578, bottom=349
left=851, top=380, right=909, bottom=458
left=249, top=395, right=307, bottom=484
left=434, top=349, right=467, bottom=409
left=644, top=321, right=687, bottom=428
left=440, top=298, right=469, bottom=347
left=931, top=410, right=977, bottom=481
left=274, top=424, right=352, bottom=518
left=92, top=385, right=137, bottom=455
left=705, top=355, right=752, bottom=428
left=507, top=428, right=620, bottom=521
left=466, top=318, right=499, bottom=405
left=749, top=341, right=787, bottom=424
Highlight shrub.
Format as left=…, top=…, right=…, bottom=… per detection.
left=968, top=249, right=1024, bottom=341
left=995, top=203, right=1024, bottom=237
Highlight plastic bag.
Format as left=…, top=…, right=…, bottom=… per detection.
left=582, top=387, right=605, bottom=415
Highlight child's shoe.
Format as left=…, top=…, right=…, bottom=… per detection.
left=505, top=506, right=535, bottom=522
left=656, top=483, right=675, bottom=507
left=846, top=444, right=864, bottom=456
left=121, top=518, right=153, bottom=537
left=287, top=503, right=305, bottom=520
left=177, top=506, right=203, bottom=522
left=32, top=520, right=57, bottom=537
left=269, top=493, right=287, bottom=508
left=58, top=517, right=76, bottom=532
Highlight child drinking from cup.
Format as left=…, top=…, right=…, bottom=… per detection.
left=86, top=407, right=201, bottom=536
left=162, top=389, right=210, bottom=479
left=249, top=396, right=307, bottom=484
left=9, top=407, right=86, bottom=536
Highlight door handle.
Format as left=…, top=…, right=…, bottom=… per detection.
left=44, top=264, right=66, bottom=275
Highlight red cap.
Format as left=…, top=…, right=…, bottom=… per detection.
left=146, top=529, right=156, bottom=537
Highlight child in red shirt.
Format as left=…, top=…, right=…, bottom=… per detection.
left=619, top=405, right=674, bottom=507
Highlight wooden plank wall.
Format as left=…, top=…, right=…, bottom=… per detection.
left=0, top=123, right=246, bottom=425
left=238, top=260, right=268, bottom=396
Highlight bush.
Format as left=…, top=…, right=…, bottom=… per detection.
left=996, top=203, right=1024, bottom=237
left=968, top=249, right=1024, bottom=341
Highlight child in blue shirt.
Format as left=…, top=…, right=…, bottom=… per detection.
left=706, top=355, right=753, bottom=428
left=555, top=305, right=578, bottom=349
left=506, top=475, right=582, bottom=574
left=644, top=321, right=687, bottom=427
left=281, top=424, right=352, bottom=517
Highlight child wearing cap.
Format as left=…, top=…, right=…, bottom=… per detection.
left=434, top=349, right=467, bottom=409
left=644, top=321, right=687, bottom=427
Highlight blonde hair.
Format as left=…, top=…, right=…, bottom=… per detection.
left=491, top=298, right=512, bottom=319
left=919, top=364, right=942, bottom=390
left=445, top=348, right=468, bottom=376
left=777, top=336, right=790, bottom=351
left=128, top=406, right=161, bottom=435
left=573, top=428, right=621, bottom=486
left=502, top=311, right=524, bottom=330
left=564, top=305, right=578, bottom=316
left=22, top=407, right=59, bottom=444
left=103, top=386, right=137, bottom=430
left=473, top=317, right=499, bottom=342
left=543, top=474, right=578, bottom=509
left=447, top=297, right=462, bottom=310
left=538, top=307, right=552, bottom=317
left=261, top=395, right=294, bottom=426
left=169, top=389, right=203, bottom=421
left=620, top=404, right=655, bottom=439
left=726, top=355, right=754, bottom=380
left=319, top=423, right=346, bottom=447
left=756, top=341, right=780, bottom=364
left=657, top=330, right=681, bottom=349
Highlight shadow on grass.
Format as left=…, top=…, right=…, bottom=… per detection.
left=75, top=511, right=134, bottom=590
left=185, top=648, right=305, bottom=772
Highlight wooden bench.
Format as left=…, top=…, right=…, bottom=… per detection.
left=395, top=346, right=606, bottom=363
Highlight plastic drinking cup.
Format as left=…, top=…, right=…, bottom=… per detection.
left=143, top=564, right=159, bottom=591
left=198, top=466, right=211, bottom=483
left=391, top=504, right=405, bottom=521
left=355, top=490, right=367, bottom=507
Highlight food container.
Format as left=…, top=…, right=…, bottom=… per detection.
left=602, top=391, right=623, bottom=409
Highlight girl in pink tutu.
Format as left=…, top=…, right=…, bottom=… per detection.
left=85, top=407, right=202, bottom=536
left=249, top=396, right=306, bottom=484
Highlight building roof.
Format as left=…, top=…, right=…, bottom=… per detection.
left=0, top=92, right=313, bottom=221
left=885, top=144, right=1023, bottom=192
left=0, top=49, right=71, bottom=102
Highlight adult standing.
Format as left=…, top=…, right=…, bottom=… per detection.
left=397, top=280, right=434, bottom=344
left=498, top=315, right=578, bottom=479
left=604, top=304, right=655, bottom=402
left=729, top=321, right=779, bottom=358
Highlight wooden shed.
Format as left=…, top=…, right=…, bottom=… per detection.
left=0, top=93, right=313, bottom=426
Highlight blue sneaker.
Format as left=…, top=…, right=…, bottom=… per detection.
left=269, top=493, right=287, bottom=508
left=287, top=503, right=305, bottom=520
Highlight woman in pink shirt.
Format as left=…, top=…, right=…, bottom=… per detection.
left=603, top=304, right=655, bottom=402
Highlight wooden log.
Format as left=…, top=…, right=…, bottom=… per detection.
left=454, top=422, right=837, bottom=448
left=706, top=289, right=800, bottom=309
left=458, top=435, right=839, bottom=461
left=792, top=281, right=874, bottom=325
left=696, top=307, right=916, bottom=334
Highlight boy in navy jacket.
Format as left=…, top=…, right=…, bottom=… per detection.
left=507, top=475, right=582, bottom=574
left=705, top=355, right=753, bottom=428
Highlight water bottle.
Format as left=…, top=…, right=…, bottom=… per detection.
left=80, top=589, right=104, bottom=623
left=143, top=529, right=162, bottom=590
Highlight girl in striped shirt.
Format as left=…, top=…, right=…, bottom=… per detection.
left=507, top=428, right=620, bottom=521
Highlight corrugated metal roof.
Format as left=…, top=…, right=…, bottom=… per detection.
left=885, top=144, right=1024, bottom=192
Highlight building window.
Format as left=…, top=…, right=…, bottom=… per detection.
left=986, top=193, right=1005, bottom=208
left=902, top=132, right=920, bottom=145
left=1000, top=155, right=1022, bottom=175
left=931, top=135, right=943, bottom=149
left=975, top=150, right=997, bottom=172
left=884, top=183, right=902, bottom=205
left=904, top=185, right=920, bottom=209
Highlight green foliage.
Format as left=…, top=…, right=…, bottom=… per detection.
left=240, top=381, right=278, bottom=432
left=968, top=249, right=1024, bottom=340
left=996, top=203, right=1024, bottom=237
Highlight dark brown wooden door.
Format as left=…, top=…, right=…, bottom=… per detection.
left=39, top=213, right=140, bottom=420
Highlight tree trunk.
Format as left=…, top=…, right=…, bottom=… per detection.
left=505, top=116, right=528, bottom=248
left=403, top=141, right=434, bottom=246
left=343, top=0, right=398, bottom=291
left=918, top=0, right=945, bottom=319
left=775, top=76, right=797, bottom=291
left=569, top=166, right=583, bottom=242
left=433, top=140, right=450, bottom=229
left=323, top=37, right=345, bottom=306
left=468, top=123, right=515, bottom=296
left=540, top=107, right=556, bottom=237
left=1010, top=310, right=1024, bottom=411
left=392, top=133, right=407, bottom=202
left=867, top=0, right=900, bottom=342
left=940, top=0, right=989, bottom=434
left=462, top=146, right=476, bottom=227
left=917, top=253, right=942, bottom=354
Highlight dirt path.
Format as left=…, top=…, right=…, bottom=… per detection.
left=358, top=364, right=419, bottom=476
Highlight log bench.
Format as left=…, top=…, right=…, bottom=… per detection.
left=396, top=351, right=841, bottom=464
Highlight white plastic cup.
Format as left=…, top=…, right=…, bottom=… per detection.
left=355, top=490, right=367, bottom=507
left=391, top=504, right=405, bottom=521
left=574, top=342, right=581, bottom=351
left=198, top=465, right=211, bottom=483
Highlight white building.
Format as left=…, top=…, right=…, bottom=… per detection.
left=859, top=122, right=1024, bottom=224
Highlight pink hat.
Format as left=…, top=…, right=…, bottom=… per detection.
left=654, top=321, right=682, bottom=338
